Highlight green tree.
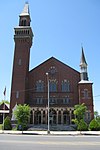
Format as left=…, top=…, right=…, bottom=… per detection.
left=74, top=103, right=87, bottom=122
left=14, top=104, right=30, bottom=131
left=77, top=119, right=88, bottom=131
left=4, top=116, right=12, bottom=130
left=0, top=100, right=10, bottom=104
left=89, top=119, right=100, bottom=131
left=94, top=111, right=99, bottom=119
left=72, top=103, right=87, bottom=130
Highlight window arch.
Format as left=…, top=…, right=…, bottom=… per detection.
left=62, top=80, right=70, bottom=92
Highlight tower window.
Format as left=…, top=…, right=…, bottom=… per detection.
left=18, top=59, right=22, bottom=66
left=62, top=80, right=70, bottom=92
left=83, top=89, right=88, bottom=99
left=21, top=19, right=27, bottom=26
left=16, top=91, right=19, bottom=99
left=36, top=80, right=44, bottom=92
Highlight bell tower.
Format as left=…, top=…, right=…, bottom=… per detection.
left=78, top=47, right=94, bottom=120
left=10, top=3, right=33, bottom=112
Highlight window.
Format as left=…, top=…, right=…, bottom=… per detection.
left=21, top=19, right=27, bottom=26
left=62, top=80, right=70, bottom=92
left=49, top=80, right=57, bottom=92
left=16, top=91, right=19, bottom=99
left=36, top=98, right=43, bottom=104
left=84, top=89, right=88, bottom=99
left=18, top=59, right=22, bottom=65
left=63, top=97, right=70, bottom=104
left=49, top=97, right=57, bottom=104
left=36, top=80, right=44, bottom=92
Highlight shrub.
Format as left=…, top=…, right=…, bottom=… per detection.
left=77, top=119, right=88, bottom=131
left=4, top=116, right=12, bottom=130
left=0, top=124, right=3, bottom=130
left=89, top=119, right=100, bottom=131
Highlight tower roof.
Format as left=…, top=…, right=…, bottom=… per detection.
left=20, top=2, right=30, bottom=16
left=80, top=47, right=87, bottom=67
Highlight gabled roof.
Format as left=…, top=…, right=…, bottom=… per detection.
left=29, top=56, right=79, bottom=74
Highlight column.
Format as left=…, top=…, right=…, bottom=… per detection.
left=61, top=110, right=63, bottom=124
left=33, top=110, right=35, bottom=125
left=69, top=109, right=72, bottom=125
left=45, top=110, right=48, bottom=124
left=56, top=110, right=58, bottom=124
left=41, top=110, right=43, bottom=124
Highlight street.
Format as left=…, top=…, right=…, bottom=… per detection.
left=0, top=134, right=100, bottom=150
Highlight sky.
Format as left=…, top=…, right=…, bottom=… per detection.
left=0, top=0, right=100, bottom=113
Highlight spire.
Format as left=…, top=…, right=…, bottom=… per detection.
left=19, top=2, right=31, bottom=26
left=80, top=47, right=88, bottom=81
left=80, top=47, right=87, bottom=67
left=20, top=2, right=30, bottom=17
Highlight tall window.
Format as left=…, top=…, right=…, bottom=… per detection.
left=21, top=19, right=26, bottom=26
left=36, top=80, right=44, bottom=92
left=16, top=91, right=19, bottom=99
left=49, top=80, right=57, bottom=92
left=62, top=80, right=70, bottom=92
left=84, top=89, right=88, bottom=99
left=18, top=59, right=22, bottom=66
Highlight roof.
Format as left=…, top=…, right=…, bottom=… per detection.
left=78, top=80, right=93, bottom=84
left=29, top=56, right=80, bottom=74
left=20, top=2, right=30, bottom=16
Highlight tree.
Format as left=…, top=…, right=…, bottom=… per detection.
left=77, top=119, right=88, bottom=131
left=14, top=104, right=30, bottom=131
left=4, top=116, right=12, bottom=130
left=89, top=119, right=100, bottom=131
left=0, top=100, right=10, bottom=104
left=74, top=103, right=87, bottom=122
left=72, top=103, right=87, bottom=130
left=94, top=111, right=99, bottom=119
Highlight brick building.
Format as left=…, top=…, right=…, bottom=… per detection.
left=10, top=3, right=94, bottom=126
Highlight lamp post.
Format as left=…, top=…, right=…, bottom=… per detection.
left=46, top=72, right=50, bottom=134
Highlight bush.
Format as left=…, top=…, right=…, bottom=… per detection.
left=89, top=119, right=100, bottom=131
left=77, top=119, right=88, bottom=131
left=4, top=116, right=12, bottom=130
left=0, top=124, right=3, bottom=130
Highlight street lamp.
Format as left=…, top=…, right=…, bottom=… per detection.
left=46, top=72, right=50, bottom=134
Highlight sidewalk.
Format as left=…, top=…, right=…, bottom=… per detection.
left=0, top=130, right=100, bottom=135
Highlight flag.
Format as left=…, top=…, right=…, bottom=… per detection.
left=3, top=86, right=6, bottom=96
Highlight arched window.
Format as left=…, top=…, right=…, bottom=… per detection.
left=36, top=80, right=44, bottom=92
left=49, top=80, right=57, bottom=92
left=62, top=80, right=70, bottom=92
left=21, top=19, right=27, bottom=26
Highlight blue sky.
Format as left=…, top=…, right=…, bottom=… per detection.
left=0, top=0, right=100, bottom=113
